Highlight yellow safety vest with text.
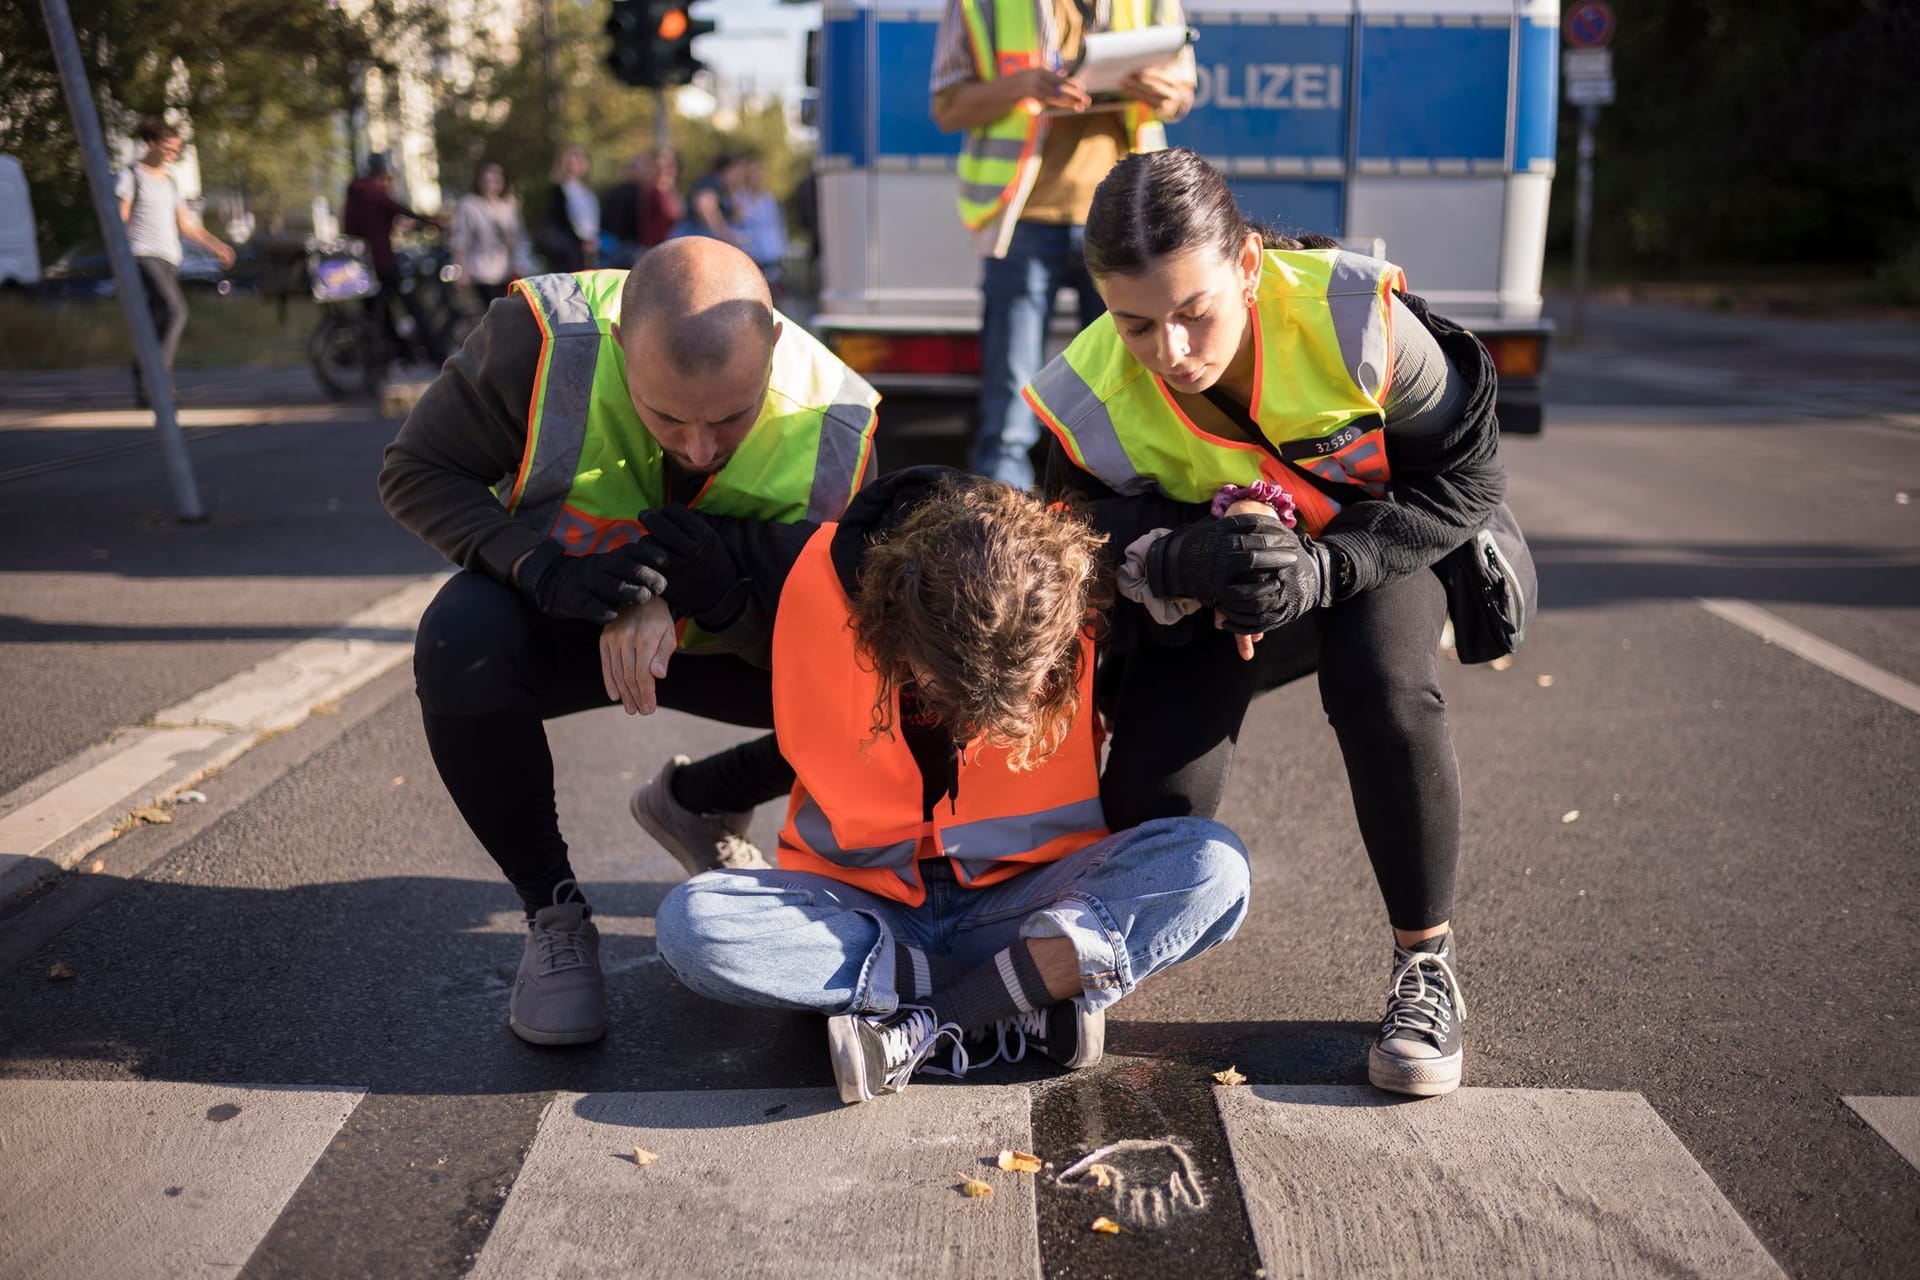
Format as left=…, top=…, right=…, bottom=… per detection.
left=955, top=0, right=1170, bottom=232
left=1024, top=249, right=1404, bottom=534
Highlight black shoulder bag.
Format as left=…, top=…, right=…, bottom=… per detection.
left=1199, top=383, right=1534, bottom=664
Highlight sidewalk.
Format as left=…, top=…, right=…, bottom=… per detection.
left=0, top=362, right=447, bottom=898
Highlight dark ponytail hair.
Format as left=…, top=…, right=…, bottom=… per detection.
left=1082, top=148, right=1340, bottom=278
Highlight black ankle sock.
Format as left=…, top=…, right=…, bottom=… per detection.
left=671, top=734, right=795, bottom=814
left=929, top=943, right=1055, bottom=1032
left=894, top=943, right=964, bottom=1001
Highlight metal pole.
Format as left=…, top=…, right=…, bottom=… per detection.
left=653, top=87, right=672, bottom=154
left=37, top=0, right=204, bottom=521
left=1570, top=102, right=1598, bottom=345
left=541, top=0, right=561, bottom=151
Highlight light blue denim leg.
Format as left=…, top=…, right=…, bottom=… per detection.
left=654, top=869, right=931, bottom=1017
left=973, top=221, right=1062, bottom=490
left=945, top=817, right=1251, bottom=1014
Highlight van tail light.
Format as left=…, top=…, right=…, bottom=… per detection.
left=831, top=332, right=982, bottom=376
left=1480, top=334, right=1544, bottom=379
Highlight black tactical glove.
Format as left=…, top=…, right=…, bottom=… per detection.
left=514, top=538, right=669, bottom=624
left=1145, top=512, right=1298, bottom=615
left=1214, top=526, right=1337, bottom=634
left=637, top=504, right=750, bottom=628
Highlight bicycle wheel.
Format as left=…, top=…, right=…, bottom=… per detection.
left=309, top=312, right=373, bottom=398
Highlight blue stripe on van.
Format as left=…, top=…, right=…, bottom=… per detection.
left=876, top=18, right=960, bottom=160
left=1222, top=179, right=1345, bottom=241
left=1514, top=15, right=1559, bottom=168
left=1354, top=23, right=1510, bottom=163
left=1177, top=21, right=1351, bottom=163
left=821, top=13, right=871, bottom=167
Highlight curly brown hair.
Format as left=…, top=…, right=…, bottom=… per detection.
left=852, top=475, right=1110, bottom=770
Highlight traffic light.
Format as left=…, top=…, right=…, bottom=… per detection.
left=605, top=1, right=714, bottom=90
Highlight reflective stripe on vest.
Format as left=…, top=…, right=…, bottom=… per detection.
left=772, top=525, right=1107, bottom=908
left=956, top=0, right=1167, bottom=231
left=504, top=267, right=877, bottom=526
left=1024, top=249, right=1405, bottom=535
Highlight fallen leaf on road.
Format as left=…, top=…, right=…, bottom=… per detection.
left=958, top=1175, right=994, bottom=1198
left=1213, top=1065, right=1247, bottom=1086
left=175, top=790, right=207, bottom=804
left=1896, top=492, right=1910, bottom=505
left=390, top=776, right=407, bottom=787
left=1091, top=1217, right=1123, bottom=1234
left=631, top=1147, right=659, bottom=1167
left=1086, top=1163, right=1118, bottom=1189
left=87, top=859, right=105, bottom=874
left=311, top=701, right=339, bottom=717
left=1489, top=655, right=1514, bottom=671
left=1561, top=810, right=1581, bottom=824
left=48, top=962, right=74, bottom=980
left=1536, top=674, right=1554, bottom=687
left=997, top=1149, right=1042, bottom=1174
left=130, top=805, right=173, bottom=825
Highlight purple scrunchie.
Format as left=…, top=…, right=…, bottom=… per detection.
left=1211, top=480, right=1298, bottom=527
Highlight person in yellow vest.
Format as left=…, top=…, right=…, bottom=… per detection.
left=378, top=237, right=880, bottom=1047
left=1024, top=149, right=1535, bottom=1098
left=930, top=0, right=1193, bottom=489
left=653, top=468, right=1251, bottom=1103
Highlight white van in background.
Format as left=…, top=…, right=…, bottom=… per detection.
left=0, top=155, right=42, bottom=291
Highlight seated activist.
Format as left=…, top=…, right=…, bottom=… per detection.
left=378, top=237, right=879, bottom=1048
left=651, top=468, right=1252, bottom=1104
left=1025, top=148, right=1533, bottom=1098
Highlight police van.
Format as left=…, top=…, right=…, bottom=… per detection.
left=809, top=0, right=1559, bottom=432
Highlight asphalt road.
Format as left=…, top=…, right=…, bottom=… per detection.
left=1, top=298, right=1916, bottom=1278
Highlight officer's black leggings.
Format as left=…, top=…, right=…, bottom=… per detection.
left=413, top=572, right=793, bottom=914
left=1097, top=565, right=1460, bottom=931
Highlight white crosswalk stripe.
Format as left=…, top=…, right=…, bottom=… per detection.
left=469, top=1087, right=1041, bottom=1280
left=1215, top=1086, right=1787, bottom=1279
left=0, top=1079, right=363, bottom=1280
left=1844, top=1096, right=1920, bottom=1172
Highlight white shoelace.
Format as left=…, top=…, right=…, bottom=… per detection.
left=1380, top=949, right=1466, bottom=1043
left=881, top=1007, right=968, bottom=1091
left=954, top=1007, right=1052, bottom=1074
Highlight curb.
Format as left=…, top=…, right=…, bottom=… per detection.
left=0, top=574, right=447, bottom=904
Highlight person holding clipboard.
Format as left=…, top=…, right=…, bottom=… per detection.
left=930, top=0, right=1195, bottom=491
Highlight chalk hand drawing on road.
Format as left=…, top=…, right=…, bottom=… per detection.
left=1057, top=1139, right=1208, bottom=1230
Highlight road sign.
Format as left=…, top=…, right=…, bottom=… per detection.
left=1563, top=49, right=1612, bottom=80
left=1564, top=0, right=1616, bottom=49
left=1566, top=76, right=1616, bottom=106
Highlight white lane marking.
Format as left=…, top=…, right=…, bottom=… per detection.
left=0, top=1080, right=364, bottom=1280
left=1698, top=598, right=1920, bottom=715
left=1844, top=1096, right=1920, bottom=1172
left=1217, top=1085, right=1787, bottom=1279
left=0, top=574, right=445, bottom=899
left=470, top=1088, right=1041, bottom=1280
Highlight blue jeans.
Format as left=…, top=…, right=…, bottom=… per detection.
left=973, top=221, right=1107, bottom=490
left=655, top=816, right=1249, bottom=1019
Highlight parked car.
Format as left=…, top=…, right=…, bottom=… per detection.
left=40, top=239, right=257, bottom=299
left=0, top=155, right=39, bottom=291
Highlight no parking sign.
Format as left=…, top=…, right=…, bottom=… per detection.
left=1564, top=0, right=1616, bottom=50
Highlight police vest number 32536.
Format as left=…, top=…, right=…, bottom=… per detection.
left=1193, top=63, right=1343, bottom=111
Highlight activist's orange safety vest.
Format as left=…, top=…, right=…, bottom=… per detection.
left=771, top=525, right=1108, bottom=907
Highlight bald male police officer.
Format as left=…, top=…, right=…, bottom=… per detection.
left=379, top=238, right=879, bottom=1046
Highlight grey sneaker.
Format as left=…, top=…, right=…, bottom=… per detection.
left=630, top=755, right=769, bottom=876
left=1368, top=933, right=1466, bottom=1097
left=965, top=998, right=1106, bottom=1072
left=509, top=893, right=606, bottom=1046
left=826, top=1005, right=965, bottom=1105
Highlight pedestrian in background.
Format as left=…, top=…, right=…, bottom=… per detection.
left=449, top=161, right=530, bottom=309
left=538, top=144, right=598, bottom=271
left=1028, top=148, right=1532, bottom=1099
left=673, top=153, right=744, bottom=245
left=115, top=115, right=235, bottom=407
left=734, top=155, right=788, bottom=287
left=342, top=152, right=447, bottom=366
left=637, top=148, right=681, bottom=251
left=930, top=0, right=1194, bottom=491
left=599, top=153, right=650, bottom=268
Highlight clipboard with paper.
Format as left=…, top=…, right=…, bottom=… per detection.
left=1066, top=24, right=1196, bottom=96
